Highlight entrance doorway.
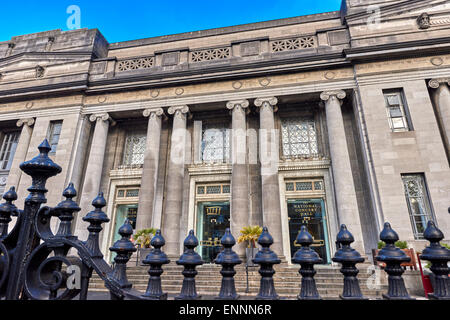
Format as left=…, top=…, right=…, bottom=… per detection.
left=287, top=198, right=331, bottom=264
left=111, top=204, right=138, bottom=262
left=196, top=201, right=230, bottom=263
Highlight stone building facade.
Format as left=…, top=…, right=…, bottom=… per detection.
left=0, top=0, right=449, bottom=264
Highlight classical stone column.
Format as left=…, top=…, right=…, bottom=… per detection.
left=136, top=107, right=165, bottom=231
left=75, top=113, right=115, bottom=239
left=320, top=90, right=365, bottom=253
left=254, top=97, right=284, bottom=257
left=429, top=79, right=450, bottom=151
left=5, top=118, right=35, bottom=191
left=161, top=105, right=189, bottom=257
left=226, top=100, right=249, bottom=257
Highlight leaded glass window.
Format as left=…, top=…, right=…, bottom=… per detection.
left=201, top=123, right=230, bottom=163
left=383, top=90, right=411, bottom=132
left=281, top=118, right=318, bottom=158
left=401, top=174, right=433, bottom=239
left=123, top=132, right=147, bottom=166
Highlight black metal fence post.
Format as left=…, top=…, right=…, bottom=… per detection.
left=253, top=227, right=281, bottom=300
left=6, top=140, right=61, bottom=300
left=214, top=228, right=242, bottom=300
left=420, top=221, right=450, bottom=300
left=292, top=225, right=322, bottom=300
left=175, top=230, right=204, bottom=300
left=376, top=222, right=413, bottom=300
left=332, top=224, right=367, bottom=300
left=142, top=230, right=170, bottom=300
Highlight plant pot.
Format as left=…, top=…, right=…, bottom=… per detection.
left=138, top=247, right=152, bottom=265
left=246, top=247, right=259, bottom=267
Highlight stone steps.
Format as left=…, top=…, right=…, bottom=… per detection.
left=89, top=263, right=386, bottom=298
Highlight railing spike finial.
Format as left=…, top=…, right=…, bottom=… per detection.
left=215, top=228, right=242, bottom=300
left=253, top=226, right=281, bottom=300
left=83, top=192, right=109, bottom=257
left=175, top=230, right=204, bottom=300
left=109, top=219, right=137, bottom=298
left=332, top=224, right=367, bottom=300
left=292, top=225, right=322, bottom=300
left=53, top=182, right=81, bottom=237
left=377, top=222, right=414, bottom=300
left=142, top=229, right=170, bottom=300
left=420, top=221, right=450, bottom=300
left=0, top=187, right=19, bottom=239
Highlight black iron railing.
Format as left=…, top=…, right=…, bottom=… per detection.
left=0, top=139, right=448, bottom=300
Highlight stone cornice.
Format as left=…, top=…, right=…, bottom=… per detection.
left=16, top=118, right=35, bottom=127
left=187, top=163, right=232, bottom=176
left=278, top=158, right=331, bottom=171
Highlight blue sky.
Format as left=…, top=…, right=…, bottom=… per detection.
left=0, top=1, right=342, bottom=43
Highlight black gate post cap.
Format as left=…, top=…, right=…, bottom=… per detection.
left=252, top=227, right=281, bottom=265
left=176, top=230, right=204, bottom=266
left=19, top=139, right=62, bottom=177
left=376, top=222, right=410, bottom=263
left=332, top=224, right=364, bottom=263
left=83, top=192, right=110, bottom=224
left=292, top=225, right=323, bottom=264
left=420, top=221, right=450, bottom=262
left=142, top=230, right=170, bottom=265
left=54, top=183, right=81, bottom=213
left=110, top=220, right=137, bottom=254
left=214, top=228, right=241, bottom=265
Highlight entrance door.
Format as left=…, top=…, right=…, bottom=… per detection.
left=196, top=201, right=230, bottom=263
left=111, top=204, right=138, bottom=262
left=287, top=199, right=330, bottom=264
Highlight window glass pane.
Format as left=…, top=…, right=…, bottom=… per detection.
left=391, top=117, right=406, bottom=129
left=281, top=118, right=318, bottom=158
left=386, top=95, right=400, bottom=106
left=402, top=174, right=433, bottom=239
left=201, top=123, right=230, bottom=163
left=0, top=132, right=20, bottom=170
left=48, top=121, right=63, bottom=154
left=123, top=132, right=146, bottom=166
left=384, top=90, right=410, bottom=132
left=389, top=106, right=403, bottom=118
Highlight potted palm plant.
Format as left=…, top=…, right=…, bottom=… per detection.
left=134, top=228, right=157, bottom=265
left=237, top=226, right=262, bottom=267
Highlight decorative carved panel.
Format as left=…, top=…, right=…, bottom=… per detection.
left=116, top=56, right=155, bottom=72
left=270, top=36, right=316, bottom=53
left=190, top=47, right=231, bottom=63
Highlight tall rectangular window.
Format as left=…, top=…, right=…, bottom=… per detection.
left=281, top=118, right=318, bottom=158
left=123, top=131, right=147, bottom=166
left=0, top=131, right=20, bottom=170
left=201, top=123, right=230, bottom=163
left=401, top=174, right=434, bottom=239
left=383, top=90, right=412, bottom=132
left=47, top=121, right=63, bottom=154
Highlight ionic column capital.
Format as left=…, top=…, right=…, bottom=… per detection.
left=428, top=78, right=450, bottom=89
left=143, top=107, right=166, bottom=120
left=254, top=97, right=278, bottom=112
left=168, top=105, right=190, bottom=116
left=226, top=100, right=249, bottom=113
left=16, top=118, right=35, bottom=127
left=89, top=112, right=116, bottom=126
left=320, top=90, right=346, bottom=104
